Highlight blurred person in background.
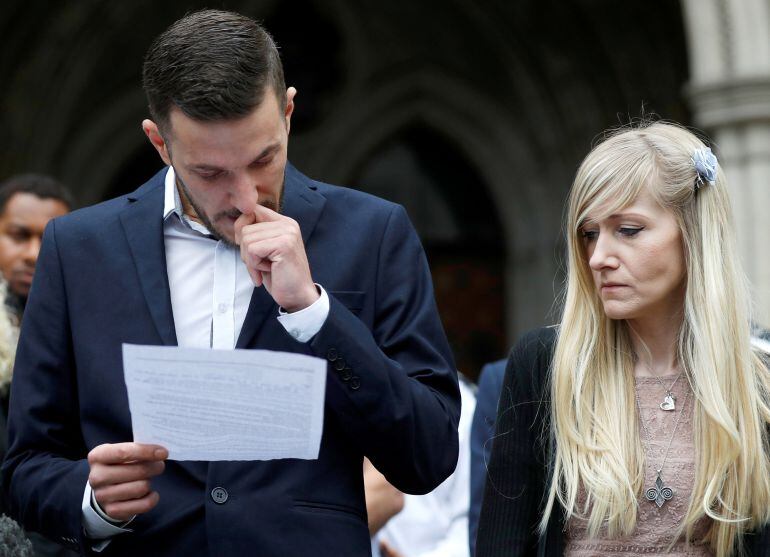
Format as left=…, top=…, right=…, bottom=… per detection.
left=0, top=514, right=33, bottom=557
left=0, top=175, right=72, bottom=320
left=477, top=121, right=770, bottom=556
left=369, top=374, right=475, bottom=557
left=0, top=174, right=74, bottom=557
left=468, top=359, right=505, bottom=555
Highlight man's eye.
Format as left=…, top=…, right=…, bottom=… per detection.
left=619, top=227, right=644, bottom=237
left=6, top=229, right=30, bottom=242
left=252, top=158, right=273, bottom=168
left=199, top=172, right=223, bottom=181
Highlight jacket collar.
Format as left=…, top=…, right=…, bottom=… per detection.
left=119, top=164, right=327, bottom=348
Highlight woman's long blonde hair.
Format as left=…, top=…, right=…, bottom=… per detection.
left=541, top=121, right=770, bottom=556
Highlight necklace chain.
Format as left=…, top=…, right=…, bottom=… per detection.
left=635, top=383, right=691, bottom=507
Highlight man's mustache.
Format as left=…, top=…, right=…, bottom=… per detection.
left=216, top=201, right=278, bottom=221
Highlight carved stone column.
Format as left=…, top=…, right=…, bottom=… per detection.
left=682, top=0, right=770, bottom=325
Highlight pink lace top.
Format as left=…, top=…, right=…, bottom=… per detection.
left=565, top=375, right=713, bottom=556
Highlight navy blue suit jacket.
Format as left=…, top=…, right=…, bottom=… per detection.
left=468, top=359, right=506, bottom=556
left=2, top=165, right=460, bottom=556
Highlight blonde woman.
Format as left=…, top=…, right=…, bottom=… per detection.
left=476, top=122, right=770, bottom=556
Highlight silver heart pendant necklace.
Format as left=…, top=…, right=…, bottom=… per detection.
left=657, top=372, right=682, bottom=411
left=636, top=385, right=691, bottom=508
left=660, top=392, right=676, bottom=411
left=640, top=363, right=683, bottom=411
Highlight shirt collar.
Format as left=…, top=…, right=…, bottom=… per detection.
left=162, top=166, right=214, bottom=237
left=163, top=166, right=183, bottom=221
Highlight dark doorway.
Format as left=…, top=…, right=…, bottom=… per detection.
left=351, top=124, right=506, bottom=380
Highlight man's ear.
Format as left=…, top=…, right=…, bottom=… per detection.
left=142, top=120, right=172, bottom=166
left=284, top=87, right=297, bottom=134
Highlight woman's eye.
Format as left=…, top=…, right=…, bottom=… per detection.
left=580, top=230, right=598, bottom=240
left=619, top=227, right=644, bottom=237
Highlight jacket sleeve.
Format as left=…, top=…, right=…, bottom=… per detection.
left=1, top=220, right=91, bottom=554
left=310, top=204, right=460, bottom=495
left=475, top=329, right=553, bottom=556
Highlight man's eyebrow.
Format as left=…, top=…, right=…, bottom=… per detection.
left=252, top=143, right=280, bottom=162
left=5, top=222, right=31, bottom=230
left=190, top=144, right=281, bottom=172
left=191, top=163, right=225, bottom=172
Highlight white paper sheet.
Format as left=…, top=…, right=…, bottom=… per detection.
left=122, top=344, right=327, bottom=461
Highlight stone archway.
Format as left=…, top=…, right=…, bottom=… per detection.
left=292, top=68, right=563, bottom=345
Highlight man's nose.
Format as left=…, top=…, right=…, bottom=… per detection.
left=23, top=237, right=42, bottom=265
left=588, top=233, right=619, bottom=271
left=230, top=174, right=258, bottom=215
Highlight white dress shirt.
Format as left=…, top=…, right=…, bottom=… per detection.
left=82, top=166, right=329, bottom=546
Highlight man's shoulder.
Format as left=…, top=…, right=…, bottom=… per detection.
left=52, top=170, right=165, bottom=234
left=287, top=164, right=401, bottom=218
left=480, top=359, right=507, bottom=383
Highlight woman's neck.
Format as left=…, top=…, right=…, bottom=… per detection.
left=627, top=309, right=683, bottom=377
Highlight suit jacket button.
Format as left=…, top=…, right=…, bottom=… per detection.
left=350, top=376, right=361, bottom=390
left=340, top=367, right=353, bottom=381
left=326, top=348, right=338, bottom=361
left=211, top=487, right=229, bottom=504
left=334, top=358, right=346, bottom=371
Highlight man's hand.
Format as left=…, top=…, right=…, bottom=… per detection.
left=379, top=539, right=407, bottom=557
left=87, top=442, right=168, bottom=522
left=234, top=203, right=319, bottom=312
left=363, top=458, right=404, bottom=536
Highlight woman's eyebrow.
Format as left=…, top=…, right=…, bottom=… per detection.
left=605, top=212, right=649, bottom=220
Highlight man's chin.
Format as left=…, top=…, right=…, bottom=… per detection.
left=212, top=224, right=238, bottom=247
left=10, top=283, right=30, bottom=299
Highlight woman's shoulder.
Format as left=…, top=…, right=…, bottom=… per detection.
left=503, top=326, right=558, bottom=398
left=508, top=326, right=558, bottom=367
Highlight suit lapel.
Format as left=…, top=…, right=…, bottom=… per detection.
left=119, top=173, right=178, bottom=346
left=235, top=164, right=327, bottom=349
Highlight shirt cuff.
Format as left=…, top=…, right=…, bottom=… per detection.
left=82, top=481, right=133, bottom=550
left=277, top=284, right=329, bottom=343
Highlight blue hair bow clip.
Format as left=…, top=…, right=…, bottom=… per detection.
left=692, top=147, right=718, bottom=191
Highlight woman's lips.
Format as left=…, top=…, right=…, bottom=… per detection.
left=601, top=283, right=627, bottom=292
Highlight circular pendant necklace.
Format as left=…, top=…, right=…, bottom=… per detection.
left=635, top=383, right=691, bottom=508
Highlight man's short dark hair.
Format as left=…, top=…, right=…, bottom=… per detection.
left=142, top=9, right=287, bottom=135
left=0, top=174, right=74, bottom=216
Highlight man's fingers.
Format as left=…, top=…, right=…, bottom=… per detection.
left=238, top=225, right=294, bottom=246
left=101, top=491, right=160, bottom=522
left=234, top=212, right=257, bottom=244
left=89, top=460, right=166, bottom=488
left=245, top=237, right=290, bottom=262
left=252, top=202, right=282, bottom=223
left=88, top=443, right=167, bottom=466
left=247, top=266, right=263, bottom=288
left=94, top=479, right=153, bottom=505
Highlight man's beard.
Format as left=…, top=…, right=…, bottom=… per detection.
left=175, top=171, right=284, bottom=247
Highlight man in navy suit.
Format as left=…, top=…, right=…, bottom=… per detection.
left=468, top=359, right=506, bottom=555
left=2, top=10, right=460, bottom=556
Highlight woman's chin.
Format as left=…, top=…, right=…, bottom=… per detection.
left=601, top=302, right=635, bottom=321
